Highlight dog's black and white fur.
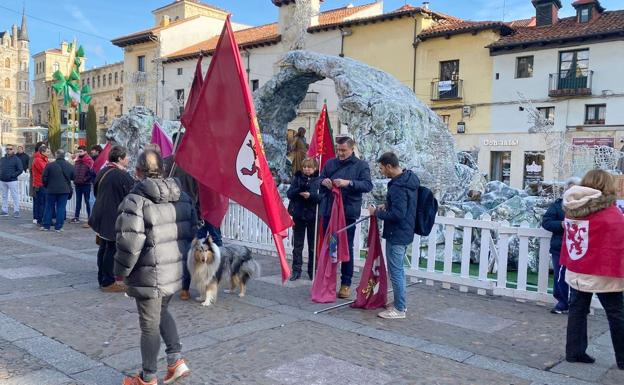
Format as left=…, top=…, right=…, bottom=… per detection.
left=187, top=236, right=260, bottom=306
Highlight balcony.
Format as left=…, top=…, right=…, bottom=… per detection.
left=130, top=71, right=149, bottom=84
left=98, top=116, right=108, bottom=124
left=431, top=79, right=463, bottom=101
left=548, top=71, right=593, bottom=97
left=298, top=91, right=319, bottom=111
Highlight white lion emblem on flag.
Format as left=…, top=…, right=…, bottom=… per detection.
left=564, top=219, right=589, bottom=260
left=235, top=132, right=262, bottom=196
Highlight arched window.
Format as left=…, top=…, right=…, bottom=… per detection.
left=108, top=73, right=112, bottom=86
left=4, top=99, right=11, bottom=114
left=53, top=62, right=59, bottom=72
left=4, top=78, right=9, bottom=88
left=4, top=58, right=10, bottom=68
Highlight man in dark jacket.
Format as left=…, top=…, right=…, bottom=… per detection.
left=369, top=152, right=419, bottom=319
left=287, top=158, right=320, bottom=281
left=16, top=146, right=29, bottom=173
left=71, top=145, right=95, bottom=225
left=41, top=149, right=74, bottom=232
left=319, top=136, right=373, bottom=298
left=89, top=146, right=135, bottom=293
left=115, top=150, right=194, bottom=385
left=0, top=144, right=24, bottom=218
left=541, top=177, right=581, bottom=314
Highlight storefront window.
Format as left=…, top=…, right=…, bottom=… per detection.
left=490, top=151, right=511, bottom=185
left=524, top=151, right=545, bottom=188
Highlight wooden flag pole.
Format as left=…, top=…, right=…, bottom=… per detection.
left=311, top=153, right=322, bottom=283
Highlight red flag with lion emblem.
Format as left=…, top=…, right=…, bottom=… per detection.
left=561, top=205, right=624, bottom=277
left=351, top=216, right=387, bottom=309
left=176, top=16, right=293, bottom=282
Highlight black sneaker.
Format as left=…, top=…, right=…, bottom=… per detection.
left=566, top=353, right=595, bottom=364
left=550, top=307, right=568, bottom=314
left=70, top=218, right=80, bottom=224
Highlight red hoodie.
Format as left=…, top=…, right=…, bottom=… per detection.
left=32, top=152, right=48, bottom=188
left=74, top=154, right=94, bottom=185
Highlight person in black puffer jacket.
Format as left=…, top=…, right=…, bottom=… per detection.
left=115, top=150, right=195, bottom=385
left=41, top=149, right=74, bottom=231
left=287, top=158, right=320, bottom=281
left=541, top=177, right=581, bottom=314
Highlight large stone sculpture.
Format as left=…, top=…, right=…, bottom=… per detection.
left=254, top=50, right=466, bottom=201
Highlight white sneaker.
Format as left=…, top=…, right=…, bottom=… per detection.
left=377, top=307, right=406, bottom=319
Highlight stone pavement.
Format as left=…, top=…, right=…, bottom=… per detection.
left=0, top=213, right=623, bottom=385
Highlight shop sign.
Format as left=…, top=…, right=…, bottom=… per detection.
left=483, top=139, right=519, bottom=146
left=572, top=137, right=614, bottom=147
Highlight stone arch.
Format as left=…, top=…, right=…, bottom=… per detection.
left=254, top=51, right=463, bottom=200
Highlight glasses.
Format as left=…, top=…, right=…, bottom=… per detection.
left=6, top=148, right=14, bottom=151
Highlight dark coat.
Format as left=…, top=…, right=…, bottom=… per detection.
left=0, top=154, right=23, bottom=182
left=542, top=198, right=564, bottom=256
left=16, top=153, right=29, bottom=173
left=114, top=178, right=196, bottom=299
left=42, top=159, right=74, bottom=194
left=376, top=170, right=420, bottom=245
left=88, top=165, right=135, bottom=241
left=73, top=155, right=95, bottom=186
left=287, top=171, right=320, bottom=222
left=319, top=154, right=373, bottom=220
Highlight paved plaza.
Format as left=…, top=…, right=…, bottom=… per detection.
left=0, top=213, right=623, bottom=385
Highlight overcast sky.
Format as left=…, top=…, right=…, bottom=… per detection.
left=0, top=0, right=621, bottom=68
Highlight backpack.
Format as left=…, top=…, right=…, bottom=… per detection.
left=415, top=186, right=438, bottom=236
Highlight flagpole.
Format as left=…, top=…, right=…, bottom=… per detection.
left=167, top=123, right=184, bottom=178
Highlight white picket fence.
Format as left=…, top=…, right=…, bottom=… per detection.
left=223, top=201, right=561, bottom=305
left=4, top=173, right=89, bottom=220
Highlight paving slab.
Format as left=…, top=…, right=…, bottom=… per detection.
left=425, top=307, right=517, bottom=333
left=1, top=368, right=75, bottom=385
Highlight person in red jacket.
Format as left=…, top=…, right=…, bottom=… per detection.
left=31, top=144, right=49, bottom=226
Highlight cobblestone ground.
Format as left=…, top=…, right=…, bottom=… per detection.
left=0, top=213, right=623, bottom=384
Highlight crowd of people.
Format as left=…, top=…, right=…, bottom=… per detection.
left=2, top=135, right=624, bottom=381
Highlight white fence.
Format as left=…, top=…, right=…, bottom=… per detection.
left=223, top=201, right=560, bottom=305
left=3, top=173, right=89, bottom=220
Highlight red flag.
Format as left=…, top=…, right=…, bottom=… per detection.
left=176, top=16, right=293, bottom=282
left=93, top=142, right=111, bottom=172
left=150, top=121, right=173, bottom=158
left=307, top=103, right=335, bottom=171
left=561, top=205, right=624, bottom=277
left=351, top=216, right=388, bottom=309
left=181, top=55, right=204, bottom=129
left=311, top=187, right=350, bottom=303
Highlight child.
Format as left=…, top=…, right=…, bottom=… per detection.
left=287, top=157, right=320, bottom=281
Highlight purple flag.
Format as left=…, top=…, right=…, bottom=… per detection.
left=150, top=121, right=173, bottom=158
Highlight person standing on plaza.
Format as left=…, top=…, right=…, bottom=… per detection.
left=41, top=149, right=74, bottom=232
left=116, top=150, right=194, bottom=385
left=541, top=177, right=581, bottom=314
left=368, top=152, right=419, bottom=319
left=319, top=136, right=373, bottom=298
left=15, top=146, right=29, bottom=175
left=561, top=170, right=624, bottom=369
left=289, top=126, right=308, bottom=175
left=31, top=144, right=49, bottom=226
left=287, top=157, right=320, bottom=281
left=89, top=145, right=134, bottom=293
left=0, top=144, right=24, bottom=218
left=71, top=145, right=95, bottom=226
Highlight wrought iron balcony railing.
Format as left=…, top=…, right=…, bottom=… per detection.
left=548, top=71, right=593, bottom=97
left=431, top=79, right=463, bottom=101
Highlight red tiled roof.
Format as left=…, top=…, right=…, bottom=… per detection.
left=489, top=10, right=624, bottom=51
left=165, top=23, right=280, bottom=61
left=508, top=17, right=536, bottom=27
left=418, top=20, right=514, bottom=40
left=317, top=3, right=379, bottom=25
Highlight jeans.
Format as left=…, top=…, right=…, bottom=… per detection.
left=196, top=222, right=223, bottom=246
left=323, top=217, right=356, bottom=286
left=386, top=242, right=408, bottom=312
left=566, top=288, right=624, bottom=365
left=74, top=184, right=92, bottom=219
left=42, top=193, right=69, bottom=230
left=33, top=186, right=47, bottom=223
left=552, top=253, right=569, bottom=310
left=135, top=295, right=182, bottom=381
left=292, top=218, right=316, bottom=276
left=0, top=180, right=20, bottom=214
left=96, top=239, right=116, bottom=287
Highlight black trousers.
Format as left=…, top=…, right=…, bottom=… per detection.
left=566, top=288, right=624, bottom=365
left=292, top=218, right=316, bottom=276
left=97, top=239, right=116, bottom=287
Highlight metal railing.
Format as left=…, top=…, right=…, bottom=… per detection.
left=548, top=71, right=593, bottom=97
left=431, top=79, right=463, bottom=101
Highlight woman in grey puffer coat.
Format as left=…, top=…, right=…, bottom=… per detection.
left=115, top=150, right=195, bottom=385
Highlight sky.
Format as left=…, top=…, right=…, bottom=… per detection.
left=0, top=0, right=622, bottom=69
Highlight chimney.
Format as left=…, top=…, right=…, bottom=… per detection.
left=572, top=0, right=605, bottom=23
left=532, top=0, right=562, bottom=27
left=160, top=15, right=171, bottom=27
left=422, top=2, right=430, bottom=10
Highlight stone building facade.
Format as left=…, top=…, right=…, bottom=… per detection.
left=80, top=62, right=124, bottom=140
left=0, top=13, right=29, bottom=146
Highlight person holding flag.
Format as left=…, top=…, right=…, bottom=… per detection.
left=560, top=170, right=624, bottom=369
left=319, top=136, right=372, bottom=299
left=368, top=152, right=419, bottom=319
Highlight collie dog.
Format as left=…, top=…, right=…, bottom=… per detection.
left=187, top=237, right=260, bottom=306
